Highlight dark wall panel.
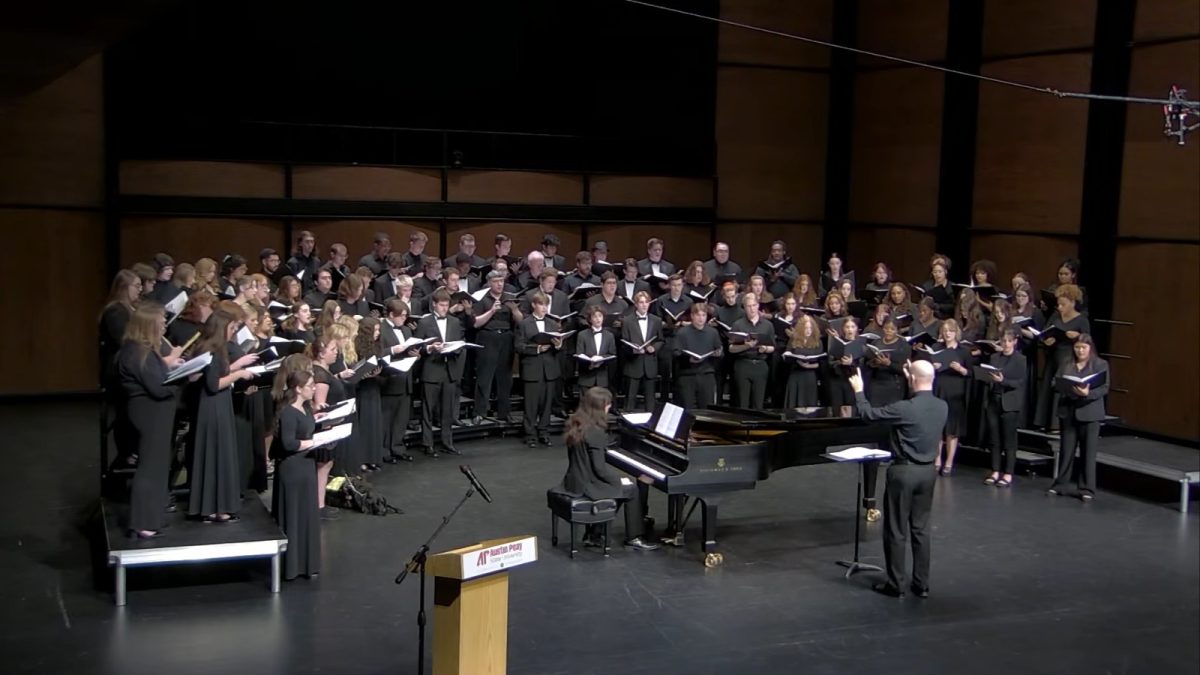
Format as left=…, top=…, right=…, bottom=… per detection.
left=292, top=166, right=443, bottom=202
left=974, top=54, right=1092, bottom=233
left=303, top=220, right=441, bottom=263
left=0, top=209, right=105, bottom=394
left=120, top=161, right=285, bottom=198
left=120, top=217, right=285, bottom=269
left=1133, top=0, right=1200, bottom=41
left=447, top=170, right=583, bottom=205
left=1119, top=40, right=1200, bottom=240
left=847, top=227, right=936, bottom=285
left=718, top=0, right=832, bottom=67
left=849, top=68, right=944, bottom=226
left=857, top=0, right=948, bottom=64
left=714, top=223, right=823, bottom=277
left=968, top=233, right=1078, bottom=290
left=982, top=0, right=1096, bottom=57
left=716, top=69, right=828, bottom=220
left=1110, top=243, right=1199, bottom=440
left=445, top=222, right=582, bottom=265
left=587, top=224, right=711, bottom=267
left=588, top=176, right=713, bottom=208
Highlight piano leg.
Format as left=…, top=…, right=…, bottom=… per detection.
left=699, top=498, right=725, bottom=567
left=662, top=495, right=687, bottom=547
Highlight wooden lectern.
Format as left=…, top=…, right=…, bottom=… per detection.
left=425, top=535, right=538, bottom=675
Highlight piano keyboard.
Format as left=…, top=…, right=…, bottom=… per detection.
left=606, top=449, right=668, bottom=481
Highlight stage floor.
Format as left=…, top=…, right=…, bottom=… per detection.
left=1, top=401, right=1197, bottom=675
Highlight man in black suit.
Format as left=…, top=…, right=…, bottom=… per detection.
left=636, top=237, right=676, bottom=297
left=620, top=291, right=663, bottom=412
left=400, top=231, right=429, bottom=276
left=702, top=241, right=743, bottom=286
left=379, top=297, right=418, bottom=462
left=286, top=229, right=321, bottom=290
left=540, top=233, right=567, bottom=271
left=515, top=292, right=564, bottom=446
left=443, top=232, right=488, bottom=271
left=358, top=232, right=392, bottom=276
left=561, top=250, right=600, bottom=296
left=849, top=360, right=948, bottom=599
left=303, top=268, right=335, bottom=310
left=617, top=258, right=651, bottom=303
left=415, top=289, right=467, bottom=456
left=514, top=251, right=547, bottom=292
left=574, top=305, right=617, bottom=395
left=412, top=255, right=443, bottom=299
left=983, top=329, right=1027, bottom=487
left=373, top=252, right=408, bottom=302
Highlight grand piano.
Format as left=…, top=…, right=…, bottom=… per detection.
left=608, top=404, right=890, bottom=566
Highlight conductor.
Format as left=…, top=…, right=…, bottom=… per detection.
left=849, top=361, right=947, bottom=599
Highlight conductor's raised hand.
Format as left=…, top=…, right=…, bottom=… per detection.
left=848, top=368, right=864, bottom=393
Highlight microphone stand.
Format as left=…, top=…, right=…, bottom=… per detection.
left=395, top=487, right=476, bottom=675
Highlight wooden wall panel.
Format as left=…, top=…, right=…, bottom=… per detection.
left=589, top=176, right=713, bottom=208
left=0, top=55, right=103, bottom=207
left=847, top=227, right=937, bottom=284
left=714, top=223, right=823, bottom=278
left=857, top=0, right=948, bottom=65
left=120, top=161, right=285, bottom=198
left=1133, top=0, right=1200, bottom=41
left=447, top=170, right=583, bottom=205
left=1119, top=40, right=1200, bottom=240
left=303, top=221, right=441, bottom=262
left=982, top=0, right=1096, bottom=58
left=1110, top=243, right=1200, bottom=440
left=719, top=0, right=832, bottom=67
left=974, top=54, right=1092, bottom=233
left=586, top=224, right=712, bottom=268
left=291, top=166, right=442, bottom=202
left=716, top=69, right=828, bottom=220
left=968, top=233, right=1078, bottom=289
left=120, top=217, right=285, bottom=269
left=445, top=222, right=582, bottom=265
left=0, top=209, right=105, bottom=394
left=849, top=68, right=943, bottom=226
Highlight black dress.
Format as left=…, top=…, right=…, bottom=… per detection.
left=312, top=366, right=345, bottom=463
left=784, top=346, right=823, bottom=408
left=866, top=339, right=911, bottom=406
left=271, top=405, right=320, bottom=580
left=931, top=344, right=971, bottom=437
left=228, top=341, right=257, bottom=494
left=355, top=361, right=385, bottom=467
left=187, top=351, right=243, bottom=517
left=118, top=342, right=178, bottom=532
left=1034, top=312, right=1090, bottom=430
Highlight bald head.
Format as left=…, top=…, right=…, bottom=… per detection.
left=907, top=360, right=935, bottom=391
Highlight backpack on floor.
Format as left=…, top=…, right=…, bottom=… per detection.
left=327, top=474, right=403, bottom=516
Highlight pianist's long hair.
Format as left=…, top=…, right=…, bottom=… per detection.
left=565, top=387, right=612, bottom=447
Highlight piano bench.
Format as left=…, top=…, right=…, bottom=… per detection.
left=547, top=489, right=618, bottom=559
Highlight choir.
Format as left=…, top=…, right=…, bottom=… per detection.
left=98, top=231, right=1108, bottom=577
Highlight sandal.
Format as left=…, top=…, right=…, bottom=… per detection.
left=939, top=466, right=954, bottom=477
left=983, top=474, right=998, bottom=485
left=995, top=478, right=1011, bottom=488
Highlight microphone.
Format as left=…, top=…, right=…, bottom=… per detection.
left=459, top=465, right=493, bottom=503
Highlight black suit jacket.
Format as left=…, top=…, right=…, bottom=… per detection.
left=616, top=278, right=652, bottom=302
left=620, top=313, right=663, bottom=378
left=561, top=428, right=623, bottom=500
left=515, top=315, right=563, bottom=382
left=575, top=329, right=616, bottom=388
left=415, top=314, right=466, bottom=383
left=373, top=274, right=402, bottom=302
left=379, top=319, right=415, bottom=396
left=1056, top=358, right=1109, bottom=422
left=987, top=352, right=1027, bottom=412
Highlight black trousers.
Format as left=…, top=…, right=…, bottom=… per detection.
left=987, top=402, right=1020, bottom=474
left=381, top=393, right=412, bottom=457
left=657, top=346, right=675, bottom=402
left=624, top=376, right=656, bottom=412
left=733, top=359, right=769, bottom=409
left=1052, top=417, right=1100, bottom=496
left=862, top=463, right=879, bottom=509
left=421, top=381, right=457, bottom=450
left=675, top=373, right=715, bottom=410
left=522, top=377, right=557, bottom=438
left=883, top=463, right=937, bottom=592
left=474, top=330, right=514, bottom=418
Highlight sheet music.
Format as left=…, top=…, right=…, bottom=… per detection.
left=163, top=352, right=213, bottom=384
left=311, top=423, right=352, bottom=449
left=318, top=399, right=357, bottom=424
left=439, top=341, right=482, bottom=354
left=827, top=447, right=891, bottom=461
left=235, top=325, right=254, bottom=345
left=653, top=402, right=685, bottom=439
left=164, top=291, right=188, bottom=317
left=386, top=356, right=419, bottom=373
left=621, top=412, right=652, bottom=425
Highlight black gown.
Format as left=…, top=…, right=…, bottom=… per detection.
left=930, top=344, right=971, bottom=437
left=866, top=339, right=911, bottom=406
left=187, top=351, right=243, bottom=517
left=313, top=366, right=345, bottom=464
left=784, top=345, right=823, bottom=408
left=355, top=360, right=385, bottom=468
left=118, top=342, right=178, bottom=532
left=271, top=405, right=320, bottom=580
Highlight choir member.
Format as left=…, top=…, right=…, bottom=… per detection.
left=100, top=269, right=141, bottom=378
left=401, top=231, right=429, bottom=275
left=922, top=259, right=955, bottom=319
left=194, top=257, right=220, bottom=295
left=471, top=270, right=523, bottom=424
left=886, top=283, right=918, bottom=325
left=561, top=386, right=658, bottom=551
left=540, top=233, right=567, bottom=271
left=373, top=252, right=408, bottom=302
left=443, top=232, right=488, bottom=270
left=636, top=237, right=675, bottom=296
left=864, top=300, right=892, bottom=336
left=584, top=272, right=630, bottom=324
left=128, top=263, right=156, bottom=301
left=358, top=232, right=393, bottom=276
left=336, top=273, right=370, bottom=318
left=231, top=304, right=269, bottom=493
left=271, top=369, right=321, bottom=580
left=821, top=290, right=849, bottom=337
left=1011, top=283, right=1044, bottom=426
left=617, top=258, right=650, bottom=302
left=379, top=298, right=419, bottom=462
left=219, top=254, right=247, bottom=298
left=984, top=299, right=1014, bottom=341
left=825, top=315, right=865, bottom=415
left=120, top=302, right=186, bottom=538
left=187, top=309, right=258, bottom=522
left=1044, top=258, right=1088, bottom=314
left=275, top=275, right=303, bottom=306
left=620, top=291, right=664, bottom=411
left=575, top=305, right=617, bottom=393
left=412, top=255, right=444, bottom=299
left=682, top=260, right=714, bottom=302
left=149, top=253, right=177, bottom=304
left=314, top=299, right=342, bottom=336
left=792, top=273, right=819, bottom=308
left=1048, top=334, right=1108, bottom=501
left=968, top=259, right=999, bottom=315
left=710, top=280, right=744, bottom=402
left=728, top=293, right=775, bottom=409
left=353, top=317, right=386, bottom=472
left=864, top=262, right=893, bottom=298
left=303, top=268, right=335, bottom=310
left=515, top=251, right=546, bottom=292
left=866, top=318, right=911, bottom=406
left=818, top=252, right=853, bottom=297
left=515, top=291, right=563, bottom=446
left=955, top=288, right=985, bottom=341
left=703, top=241, right=743, bottom=286
left=783, top=314, right=823, bottom=408
left=278, top=302, right=316, bottom=343
left=173, top=263, right=197, bottom=294
left=441, top=268, right=474, bottom=317
left=259, top=247, right=284, bottom=290
left=982, top=329, right=1026, bottom=488
left=248, top=273, right=272, bottom=309
left=416, top=289, right=467, bottom=456
left=747, top=275, right=775, bottom=317
left=911, top=297, right=941, bottom=342
left=561, top=251, right=600, bottom=296
left=673, top=302, right=722, bottom=409
left=354, top=266, right=377, bottom=305
left=591, top=240, right=616, bottom=276
left=835, top=276, right=857, bottom=304
left=756, top=240, right=799, bottom=299
left=287, top=230, right=321, bottom=288
left=309, top=334, right=345, bottom=518
left=166, top=290, right=215, bottom=348
left=521, top=268, right=571, bottom=318
left=925, top=319, right=971, bottom=475
left=657, top=274, right=694, bottom=401
left=452, top=253, right=484, bottom=293
left=1033, top=284, right=1090, bottom=431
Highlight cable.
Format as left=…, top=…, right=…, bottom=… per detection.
left=622, top=0, right=1200, bottom=109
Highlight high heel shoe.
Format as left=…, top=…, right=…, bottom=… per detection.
left=939, top=466, right=954, bottom=477
left=128, top=529, right=163, bottom=540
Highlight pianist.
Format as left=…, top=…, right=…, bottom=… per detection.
left=849, top=361, right=946, bottom=599
left=560, top=387, right=659, bottom=552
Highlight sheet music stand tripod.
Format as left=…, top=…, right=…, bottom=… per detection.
left=825, top=452, right=886, bottom=579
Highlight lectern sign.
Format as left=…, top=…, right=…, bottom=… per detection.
left=461, top=536, right=538, bottom=579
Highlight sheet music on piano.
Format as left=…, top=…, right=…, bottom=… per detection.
left=653, top=403, right=685, bottom=440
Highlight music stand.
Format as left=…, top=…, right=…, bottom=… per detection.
left=823, top=446, right=887, bottom=579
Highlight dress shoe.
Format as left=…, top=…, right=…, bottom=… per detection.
left=443, top=446, right=462, bottom=456
left=872, top=583, right=905, bottom=598
left=470, top=416, right=484, bottom=426
left=320, top=506, right=340, bottom=520
left=383, top=455, right=402, bottom=464
left=623, top=537, right=660, bottom=552
left=423, top=447, right=440, bottom=458
left=527, top=438, right=538, bottom=448
left=128, top=529, right=164, bottom=540
left=538, top=436, right=552, bottom=447
left=164, top=504, right=178, bottom=514
left=910, top=584, right=930, bottom=599
left=1080, top=492, right=1094, bottom=502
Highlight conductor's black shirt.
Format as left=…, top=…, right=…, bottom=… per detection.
left=854, top=390, right=947, bottom=464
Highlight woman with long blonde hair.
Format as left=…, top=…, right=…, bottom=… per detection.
left=194, top=257, right=219, bottom=295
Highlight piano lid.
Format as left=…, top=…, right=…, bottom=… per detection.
left=699, top=405, right=872, bottom=429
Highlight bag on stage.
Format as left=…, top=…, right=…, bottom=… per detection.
left=327, top=474, right=403, bottom=516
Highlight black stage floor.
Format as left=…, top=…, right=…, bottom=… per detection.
left=2, top=401, right=1198, bottom=675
